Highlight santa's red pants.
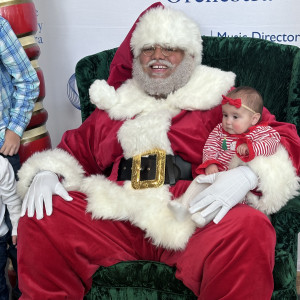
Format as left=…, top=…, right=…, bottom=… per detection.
left=18, top=191, right=275, bottom=300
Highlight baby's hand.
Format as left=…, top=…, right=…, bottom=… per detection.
left=236, top=143, right=249, bottom=156
left=205, top=164, right=219, bottom=175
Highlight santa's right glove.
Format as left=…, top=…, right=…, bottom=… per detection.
left=21, top=170, right=72, bottom=220
left=189, top=166, right=258, bottom=224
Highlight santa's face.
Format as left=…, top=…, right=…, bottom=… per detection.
left=139, top=44, right=185, bottom=79
left=133, top=47, right=194, bottom=98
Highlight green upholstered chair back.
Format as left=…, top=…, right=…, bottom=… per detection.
left=76, top=37, right=300, bottom=300
left=76, top=48, right=117, bottom=122
left=76, top=36, right=300, bottom=134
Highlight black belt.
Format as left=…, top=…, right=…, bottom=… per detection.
left=117, top=154, right=193, bottom=185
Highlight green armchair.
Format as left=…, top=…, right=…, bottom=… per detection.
left=75, top=36, right=300, bottom=300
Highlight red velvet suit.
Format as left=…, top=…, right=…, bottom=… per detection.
left=17, top=101, right=300, bottom=299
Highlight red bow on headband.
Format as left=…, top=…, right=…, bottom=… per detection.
left=221, top=95, right=241, bottom=108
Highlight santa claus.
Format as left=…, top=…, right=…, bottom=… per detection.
left=16, top=2, right=300, bottom=299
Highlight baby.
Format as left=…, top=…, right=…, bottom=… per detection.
left=169, top=86, right=281, bottom=226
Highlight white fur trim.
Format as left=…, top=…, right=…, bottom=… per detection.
left=131, top=7, right=203, bottom=64
left=91, top=65, right=236, bottom=120
left=96, top=79, right=169, bottom=121
left=168, top=65, right=236, bottom=111
left=229, top=145, right=300, bottom=214
left=82, top=175, right=196, bottom=250
left=90, top=65, right=235, bottom=159
left=118, top=109, right=174, bottom=158
left=89, top=79, right=118, bottom=110
left=17, top=149, right=85, bottom=198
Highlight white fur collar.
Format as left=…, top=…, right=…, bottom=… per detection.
left=89, top=64, right=236, bottom=120
left=88, top=64, right=236, bottom=159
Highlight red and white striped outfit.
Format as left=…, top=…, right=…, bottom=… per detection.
left=196, top=122, right=281, bottom=174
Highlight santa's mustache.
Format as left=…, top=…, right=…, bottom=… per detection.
left=144, top=59, right=174, bottom=69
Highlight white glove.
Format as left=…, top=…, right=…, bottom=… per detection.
left=189, top=166, right=258, bottom=224
left=21, top=170, right=73, bottom=220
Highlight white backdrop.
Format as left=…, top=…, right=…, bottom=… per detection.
left=33, top=0, right=300, bottom=270
left=33, top=0, right=300, bottom=147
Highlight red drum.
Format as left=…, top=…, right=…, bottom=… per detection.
left=0, top=0, right=52, bottom=163
left=0, top=0, right=37, bottom=35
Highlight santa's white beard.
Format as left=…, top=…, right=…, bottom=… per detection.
left=132, top=55, right=195, bottom=98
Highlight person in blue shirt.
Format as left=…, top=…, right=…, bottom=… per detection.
left=0, top=15, right=39, bottom=300
left=0, top=16, right=39, bottom=170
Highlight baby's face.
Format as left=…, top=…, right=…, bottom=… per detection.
left=222, top=104, right=255, bottom=134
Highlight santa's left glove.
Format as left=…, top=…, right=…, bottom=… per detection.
left=21, top=170, right=73, bottom=220
left=189, top=166, right=258, bottom=224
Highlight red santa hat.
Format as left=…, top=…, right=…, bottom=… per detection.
left=107, top=2, right=202, bottom=89
left=131, top=6, right=202, bottom=64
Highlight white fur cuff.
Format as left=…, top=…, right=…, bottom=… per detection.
left=17, top=149, right=85, bottom=198
left=230, top=145, right=300, bottom=214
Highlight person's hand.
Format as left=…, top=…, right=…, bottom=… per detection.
left=21, top=170, right=73, bottom=220
left=236, top=143, right=249, bottom=156
left=205, top=164, right=219, bottom=175
left=12, top=235, right=17, bottom=246
left=0, top=129, right=20, bottom=155
left=189, top=166, right=258, bottom=224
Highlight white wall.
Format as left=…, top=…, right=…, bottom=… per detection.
left=33, top=0, right=300, bottom=147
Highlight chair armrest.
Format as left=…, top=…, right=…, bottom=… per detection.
left=272, top=195, right=300, bottom=250
left=271, top=195, right=300, bottom=298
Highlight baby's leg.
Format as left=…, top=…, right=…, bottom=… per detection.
left=168, top=179, right=210, bottom=223
left=167, top=200, right=190, bottom=221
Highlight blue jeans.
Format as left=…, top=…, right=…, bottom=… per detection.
left=0, top=231, right=9, bottom=300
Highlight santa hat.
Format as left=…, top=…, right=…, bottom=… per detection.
left=131, top=6, right=202, bottom=64
left=107, top=2, right=202, bottom=89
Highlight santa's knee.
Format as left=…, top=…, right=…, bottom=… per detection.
left=222, top=204, right=276, bottom=251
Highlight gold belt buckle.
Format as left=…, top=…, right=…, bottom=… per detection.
left=131, top=149, right=166, bottom=189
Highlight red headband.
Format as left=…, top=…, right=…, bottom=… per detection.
left=221, top=95, right=256, bottom=114
left=221, top=95, right=241, bottom=108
